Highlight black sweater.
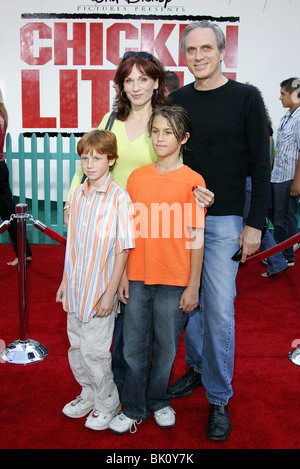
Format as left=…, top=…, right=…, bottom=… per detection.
left=170, top=79, right=271, bottom=230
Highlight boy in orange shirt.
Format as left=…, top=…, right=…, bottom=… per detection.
left=109, top=106, right=205, bottom=434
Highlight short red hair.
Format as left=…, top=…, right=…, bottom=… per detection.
left=77, top=130, right=118, bottom=162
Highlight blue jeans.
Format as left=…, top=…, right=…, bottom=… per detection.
left=184, top=215, right=242, bottom=406
left=183, top=305, right=203, bottom=374
left=122, top=281, right=188, bottom=420
left=268, top=180, right=299, bottom=262
left=243, top=176, right=287, bottom=274
left=260, top=228, right=288, bottom=274
left=112, top=303, right=126, bottom=384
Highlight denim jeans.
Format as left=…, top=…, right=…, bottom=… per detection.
left=260, top=228, right=288, bottom=274
left=122, top=281, right=188, bottom=420
left=183, top=304, right=203, bottom=374
left=243, top=176, right=287, bottom=274
left=112, top=302, right=126, bottom=384
left=183, top=215, right=242, bottom=406
left=268, top=180, right=299, bottom=262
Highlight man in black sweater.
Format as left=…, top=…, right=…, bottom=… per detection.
left=168, top=21, right=270, bottom=441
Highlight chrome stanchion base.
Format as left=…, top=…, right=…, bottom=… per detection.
left=0, top=339, right=48, bottom=365
left=288, top=346, right=300, bottom=366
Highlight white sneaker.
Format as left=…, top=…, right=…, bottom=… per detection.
left=85, top=403, right=122, bottom=431
left=154, top=406, right=176, bottom=428
left=62, top=395, right=94, bottom=419
left=109, top=411, right=142, bottom=434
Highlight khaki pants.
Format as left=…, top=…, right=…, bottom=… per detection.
left=67, top=312, right=119, bottom=414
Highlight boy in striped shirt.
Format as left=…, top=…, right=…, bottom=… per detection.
left=269, top=77, right=300, bottom=265
left=56, top=129, right=135, bottom=431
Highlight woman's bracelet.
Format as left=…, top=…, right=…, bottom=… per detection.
left=63, top=204, right=70, bottom=212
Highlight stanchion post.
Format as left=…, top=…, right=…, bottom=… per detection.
left=17, top=204, right=29, bottom=342
left=0, top=203, right=48, bottom=365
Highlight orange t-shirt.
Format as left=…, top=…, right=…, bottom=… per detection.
left=126, top=163, right=206, bottom=286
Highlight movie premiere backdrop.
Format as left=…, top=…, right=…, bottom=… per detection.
left=0, top=0, right=299, bottom=198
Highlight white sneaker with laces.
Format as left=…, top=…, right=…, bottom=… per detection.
left=109, top=411, right=142, bottom=434
left=154, top=406, right=176, bottom=428
left=85, top=403, right=122, bottom=431
left=62, top=395, right=94, bottom=418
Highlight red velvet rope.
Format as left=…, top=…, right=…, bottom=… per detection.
left=0, top=220, right=11, bottom=235
left=33, top=222, right=66, bottom=246
left=244, top=232, right=300, bottom=264
left=43, top=226, right=67, bottom=246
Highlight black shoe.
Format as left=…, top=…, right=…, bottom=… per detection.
left=167, top=367, right=202, bottom=398
left=206, top=404, right=232, bottom=441
left=261, top=266, right=288, bottom=278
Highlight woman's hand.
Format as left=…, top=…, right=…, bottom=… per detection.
left=193, top=186, right=215, bottom=208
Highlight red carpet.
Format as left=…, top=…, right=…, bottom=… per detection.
left=0, top=243, right=299, bottom=450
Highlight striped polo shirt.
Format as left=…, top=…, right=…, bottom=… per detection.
left=63, top=173, right=135, bottom=323
left=271, top=105, right=300, bottom=183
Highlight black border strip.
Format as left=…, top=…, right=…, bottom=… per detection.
left=23, top=132, right=85, bottom=138
left=21, top=13, right=240, bottom=22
